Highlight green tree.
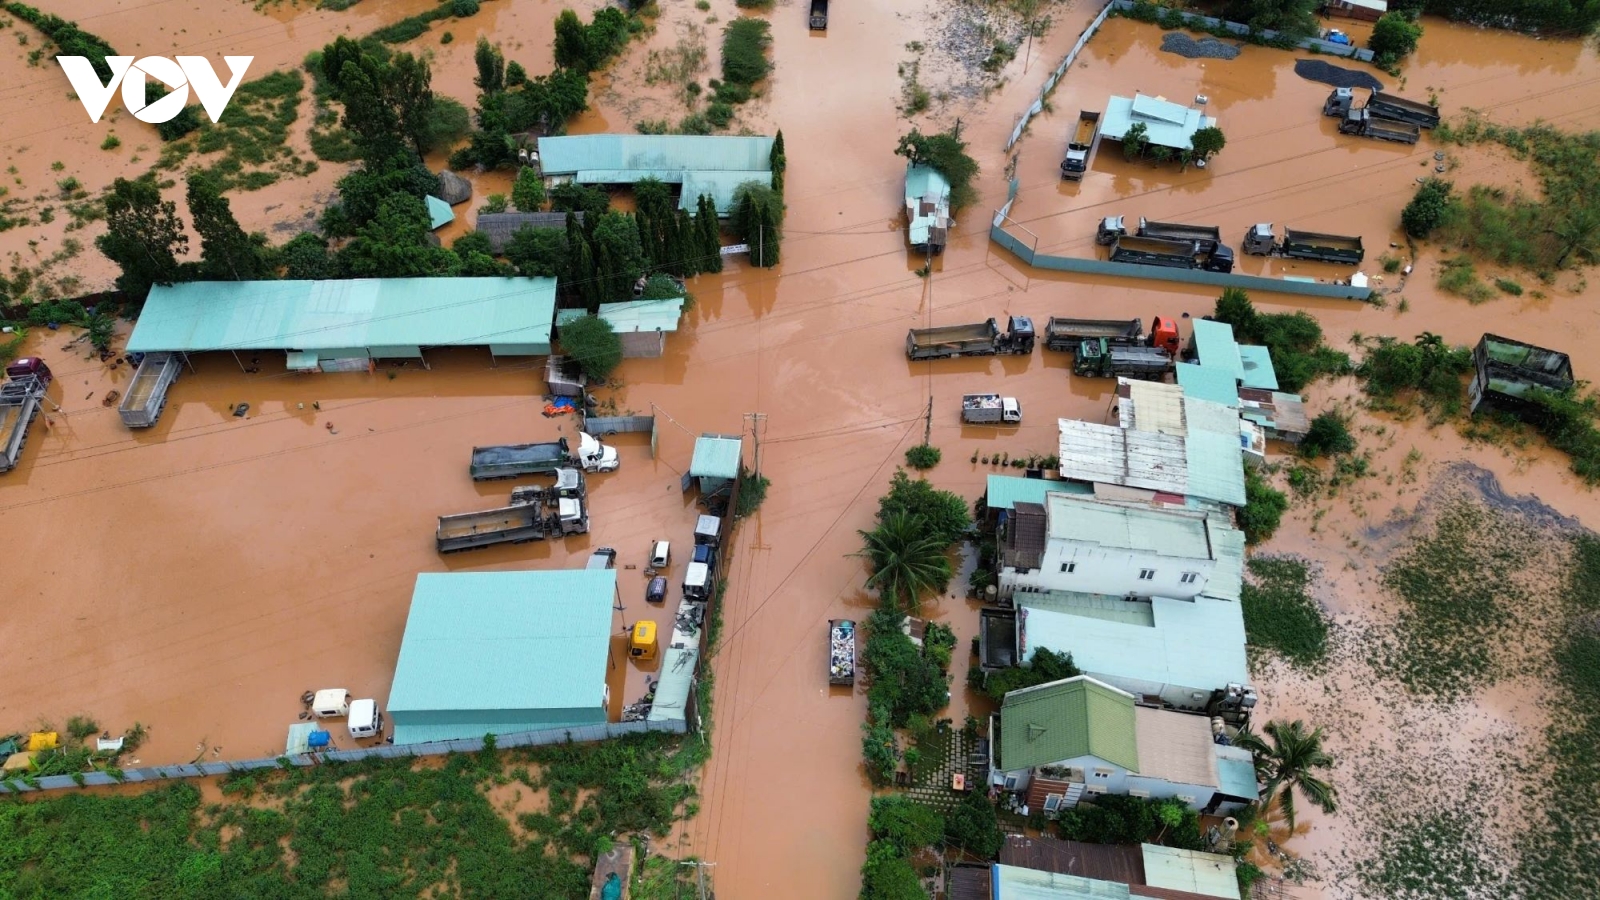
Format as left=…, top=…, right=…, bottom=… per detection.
left=274, top=232, right=338, bottom=279
left=864, top=608, right=950, bottom=726
left=506, top=61, right=528, bottom=87
left=1300, top=411, right=1357, bottom=458
left=515, top=69, right=590, bottom=131
left=95, top=175, right=189, bottom=303
left=185, top=173, right=267, bottom=280
left=1223, top=0, right=1319, bottom=41
left=732, top=181, right=782, bottom=267
left=877, top=469, right=971, bottom=546
left=1552, top=205, right=1600, bottom=268
left=1232, top=720, right=1338, bottom=831
left=1121, top=122, right=1149, bottom=161
left=330, top=48, right=437, bottom=159
left=505, top=227, right=569, bottom=277
left=895, top=127, right=980, bottom=210
left=512, top=169, right=547, bottom=213
left=340, top=193, right=456, bottom=277
left=769, top=129, right=786, bottom=196
left=1214, top=287, right=1259, bottom=335
left=474, top=38, right=506, bottom=94
left=325, top=153, right=440, bottom=235
left=419, top=97, right=471, bottom=154
left=867, top=797, right=944, bottom=853
left=944, top=791, right=1002, bottom=858
left=554, top=10, right=591, bottom=72
left=1369, top=12, right=1424, bottom=61
left=590, top=212, right=647, bottom=300
left=559, top=314, right=623, bottom=380
left=976, top=648, right=1080, bottom=701
left=696, top=194, right=724, bottom=273
left=1240, top=468, right=1289, bottom=545
left=861, top=720, right=900, bottom=787
left=857, top=512, right=955, bottom=610
left=1401, top=178, right=1454, bottom=238
left=859, top=840, right=925, bottom=900
left=639, top=274, right=686, bottom=300
left=721, top=18, right=772, bottom=86
left=550, top=182, right=610, bottom=219
left=1189, top=125, right=1226, bottom=162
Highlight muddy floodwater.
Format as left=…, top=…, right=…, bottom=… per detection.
left=4, top=0, right=1600, bottom=896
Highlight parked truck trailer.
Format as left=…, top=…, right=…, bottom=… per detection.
left=0, top=358, right=52, bottom=474
left=1044, top=317, right=1143, bottom=352
left=1243, top=224, right=1365, bottom=264
left=1337, top=108, right=1421, bottom=144
left=1060, top=110, right=1101, bottom=181
left=1137, top=217, right=1224, bottom=254
left=906, top=316, right=1035, bottom=360
left=469, top=433, right=617, bottom=480
left=118, top=351, right=182, bottom=428
left=1323, top=87, right=1439, bottom=129
left=1110, top=234, right=1235, bottom=273
left=961, top=394, right=1021, bottom=425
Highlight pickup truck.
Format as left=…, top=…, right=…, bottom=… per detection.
left=961, top=394, right=1021, bottom=425
left=1073, top=338, right=1174, bottom=380
left=906, top=316, right=1035, bottom=360
left=469, top=433, right=617, bottom=480
left=1045, top=317, right=1143, bottom=352
left=119, top=351, right=182, bottom=428
left=1243, top=224, right=1365, bottom=264
left=0, top=358, right=53, bottom=474
left=808, top=0, right=827, bottom=29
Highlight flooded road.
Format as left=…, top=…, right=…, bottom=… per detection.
left=2, top=0, right=1600, bottom=896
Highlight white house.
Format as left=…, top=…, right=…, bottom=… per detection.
left=989, top=676, right=1258, bottom=815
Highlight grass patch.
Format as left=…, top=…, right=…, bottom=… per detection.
left=1363, top=808, right=1509, bottom=899
left=904, top=443, right=940, bottom=470
left=1239, top=466, right=1288, bottom=545
left=644, top=26, right=707, bottom=90
left=1495, top=277, right=1524, bottom=295
left=735, top=471, right=769, bottom=517
left=156, top=69, right=316, bottom=192
left=1355, top=333, right=1474, bottom=421
left=1436, top=255, right=1496, bottom=303
left=1240, top=557, right=1331, bottom=669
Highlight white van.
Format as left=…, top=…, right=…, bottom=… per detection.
left=650, top=540, right=671, bottom=570
left=348, top=699, right=383, bottom=739
left=311, top=688, right=350, bottom=718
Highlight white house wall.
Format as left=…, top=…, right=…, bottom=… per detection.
left=1001, top=540, right=1217, bottom=601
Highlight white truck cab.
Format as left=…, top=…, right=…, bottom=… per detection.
left=684, top=561, right=711, bottom=600
left=348, top=698, right=383, bottom=739
left=1000, top=397, right=1021, bottom=423
left=312, top=688, right=350, bottom=718
left=577, top=433, right=620, bottom=473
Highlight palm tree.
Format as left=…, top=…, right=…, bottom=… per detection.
left=856, top=512, right=952, bottom=610
left=1233, top=720, right=1337, bottom=832
left=1552, top=207, right=1600, bottom=268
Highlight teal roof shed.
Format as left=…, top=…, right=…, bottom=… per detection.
left=536, top=135, right=774, bottom=213
left=985, top=475, right=1091, bottom=515
left=1176, top=362, right=1240, bottom=408
left=1101, top=94, right=1216, bottom=150
left=387, top=570, right=616, bottom=744
left=127, top=278, right=558, bottom=358
left=426, top=195, right=455, bottom=230
left=1236, top=344, right=1280, bottom=390
left=1190, top=319, right=1244, bottom=381
left=691, top=434, right=743, bottom=481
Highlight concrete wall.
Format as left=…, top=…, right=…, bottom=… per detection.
left=619, top=330, right=666, bottom=358
left=1000, top=539, right=1216, bottom=601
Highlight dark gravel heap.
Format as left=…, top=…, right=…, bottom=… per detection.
left=1160, top=32, right=1241, bottom=60
left=1294, top=58, right=1384, bottom=92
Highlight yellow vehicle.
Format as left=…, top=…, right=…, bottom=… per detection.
left=629, top=622, right=658, bottom=661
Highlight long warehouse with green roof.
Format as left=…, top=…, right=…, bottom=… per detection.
left=126, top=277, right=559, bottom=371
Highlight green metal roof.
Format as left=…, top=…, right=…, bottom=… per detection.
left=387, top=571, right=615, bottom=744
left=986, top=475, right=1091, bottom=512
left=127, top=278, right=558, bottom=355
left=1021, top=594, right=1250, bottom=698
left=426, top=195, right=455, bottom=230
left=1101, top=94, right=1215, bottom=150
left=537, top=135, right=774, bottom=214
left=1191, top=319, right=1244, bottom=382
left=999, top=676, right=1140, bottom=773
left=994, top=864, right=1131, bottom=900
left=1176, top=362, right=1240, bottom=408
left=690, top=435, right=742, bottom=480
left=1215, top=745, right=1259, bottom=801
left=556, top=298, right=684, bottom=334
left=1047, top=493, right=1214, bottom=560
left=1236, top=345, right=1279, bottom=390
left=1140, top=846, right=1240, bottom=900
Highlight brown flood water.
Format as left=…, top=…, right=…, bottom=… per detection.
left=3, top=1, right=1600, bottom=897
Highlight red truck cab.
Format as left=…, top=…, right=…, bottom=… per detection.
left=5, top=358, right=53, bottom=387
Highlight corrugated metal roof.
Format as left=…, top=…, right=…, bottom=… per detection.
left=690, top=435, right=742, bottom=479
left=1175, top=363, right=1240, bottom=409
left=950, top=865, right=995, bottom=900
left=127, top=278, right=557, bottom=354
left=1002, top=836, right=1146, bottom=884
left=1022, top=594, right=1250, bottom=698
left=906, top=164, right=951, bottom=247
left=647, top=646, right=698, bottom=723
left=1047, top=494, right=1214, bottom=560
left=680, top=169, right=773, bottom=214
left=1202, top=523, right=1245, bottom=602
left=1214, top=745, right=1258, bottom=800
left=1190, top=320, right=1244, bottom=381
left=474, top=211, right=579, bottom=253
left=1238, top=389, right=1309, bottom=438
left=1000, top=676, right=1139, bottom=772
left=1058, top=418, right=1189, bottom=496
left=387, top=571, right=615, bottom=742
left=996, top=864, right=1132, bottom=900
left=426, top=195, right=455, bottom=230
left=1119, top=379, right=1188, bottom=434
left=1139, top=847, right=1239, bottom=900
left=556, top=298, right=684, bottom=334
left=1102, top=94, right=1215, bottom=150
left=1133, top=707, right=1218, bottom=787
left=537, top=135, right=773, bottom=214
left=1236, top=345, right=1279, bottom=390
left=988, top=475, right=1091, bottom=512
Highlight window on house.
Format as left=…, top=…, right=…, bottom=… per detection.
left=1128, top=788, right=1151, bottom=798
left=1043, top=794, right=1063, bottom=813
left=1139, top=569, right=1156, bottom=580
left=1003, top=775, right=1019, bottom=791
left=1060, top=562, right=1077, bottom=574
left=1181, top=572, right=1198, bottom=584
left=1093, top=768, right=1114, bottom=778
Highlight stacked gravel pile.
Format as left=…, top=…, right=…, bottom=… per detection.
left=1294, top=59, right=1384, bottom=92
left=1160, top=32, right=1241, bottom=60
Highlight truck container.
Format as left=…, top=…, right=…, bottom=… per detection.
left=1138, top=217, right=1224, bottom=254
left=469, top=433, right=617, bottom=480
left=829, top=619, right=857, bottom=686
left=436, top=503, right=549, bottom=552
left=1060, top=110, right=1101, bottom=181
left=1073, top=338, right=1174, bottom=380
left=905, top=316, right=1035, bottom=360
left=961, top=394, right=1021, bottom=425
left=1242, top=224, right=1365, bottom=264
left=0, top=358, right=53, bottom=475
left=1469, top=333, right=1575, bottom=421
left=118, top=351, right=181, bottom=428
left=1045, top=317, right=1144, bottom=352
left=1337, top=108, right=1420, bottom=144
left=1110, top=235, right=1235, bottom=273
left=1323, top=87, right=1439, bottom=129
left=808, top=0, right=827, bottom=29
left=684, top=561, right=712, bottom=600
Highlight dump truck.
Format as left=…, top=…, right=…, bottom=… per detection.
left=1138, top=217, right=1225, bottom=254
left=469, top=433, right=617, bottom=480
left=0, top=358, right=52, bottom=474
left=1323, top=87, right=1439, bottom=129
left=436, top=503, right=549, bottom=552
left=1074, top=338, right=1174, bottom=379
left=808, top=0, right=827, bottom=29
left=1096, top=216, right=1129, bottom=246
left=1469, top=333, right=1575, bottom=421
left=1045, top=317, right=1143, bottom=352
left=1243, top=224, right=1365, bottom=264
left=1060, top=110, right=1101, bottom=181
left=118, top=351, right=182, bottom=428
left=829, top=619, right=857, bottom=686
left=906, top=316, right=1035, bottom=360
left=1337, top=108, right=1421, bottom=144
left=1110, top=234, right=1235, bottom=273
left=961, top=394, right=1022, bottom=425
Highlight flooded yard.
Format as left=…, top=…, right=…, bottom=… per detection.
left=1, top=0, right=1600, bottom=896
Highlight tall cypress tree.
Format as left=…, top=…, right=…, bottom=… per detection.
left=673, top=207, right=696, bottom=276
left=697, top=195, right=723, bottom=274
left=572, top=236, right=600, bottom=312
left=770, top=130, right=786, bottom=197
left=186, top=173, right=266, bottom=280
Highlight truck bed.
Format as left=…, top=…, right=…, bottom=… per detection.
left=829, top=619, right=856, bottom=686
left=963, top=394, right=1003, bottom=410
left=908, top=322, right=996, bottom=347
left=1369, top=91, right=1440, bottom=127
left=1045, top=317, right=1142, bottom=348
left=1138, top=218, right=1222, bottom=251
left=470, top=440, right=571, bottom=479
left=438, top=507, right=544, bottom=539
left=1283, top=229, right=1364, bottom=254
left=119, top=352, right=180, bottom=427
left=1070, top=112, right=1098, bottom=148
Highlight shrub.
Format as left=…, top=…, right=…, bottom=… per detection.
left=944, top=791, right=1002, bottom=857
left=482, top=194, right=509, bottom=214
left=1300, top=411, right=1357, bottom=458
left=705, top=101, right=734, bottom=129
left=451, top=0, right=479, bottom=16
left=977, top=648, right=1080, bottom=701
left=1240, top=468, right=1289, bottom=545
left=868, top=796, right=944, bottom=852
left=895, top=126, right=980, bottom=211
left=721, top=18, right=771, bottom=86
left=511, top=168, right=545, bottom=212
left=905, top=444, right=940, bottom=470
left=558, top=314, right=622, bottom=380
left=1402, top=178, right=1453, bottom=238
left=1369, top=12, right=1422, bottom=62
left=1357, top=333, right=1472, bottom=413
left=100, top=134, right=120, bottom=151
